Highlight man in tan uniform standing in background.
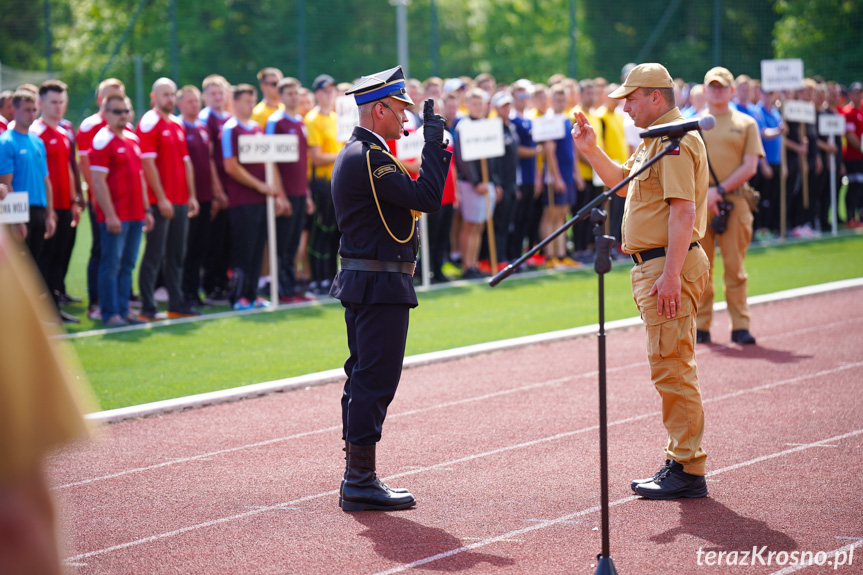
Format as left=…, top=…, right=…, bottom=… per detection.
left=573, top=63, right=711, bottom=499
left=696, top=67, right=764, bottom=345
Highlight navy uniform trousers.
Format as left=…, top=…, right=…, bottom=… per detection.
left=341, top=302, right=410, bottom=446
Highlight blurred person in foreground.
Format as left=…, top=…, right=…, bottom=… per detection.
left=0, top=222, right=94, bottom=574
left=572, top=63, right=712, bottom=499
left=330, top=66, right=451, bottom=511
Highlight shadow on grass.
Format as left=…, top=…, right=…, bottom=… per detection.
left=352, top=513, right=516, bottom=571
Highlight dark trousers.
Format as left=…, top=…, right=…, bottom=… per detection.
left=87, top=202, right=101, bottom=306
left=275, top=196, right=307, bottom=296
left=608, top=193, right=625, bottom=244
left=228, top=202, right=267, bottom=303
left=753, top=164, right=781, bottom=233
left=573, top=182, right=599, bottom=252
left=139, top=204, right=189, bottom=313
left=25, top=206, right=48, bottom=288
left=44, top=208, right=77, bottom=298
left=203, top=208, right=231, bottom=294
left=183, top=201, right=212, bottom=301
left=493, top=186, right=517, bottom=263
left=845, top=160, right=863, bottom=222
left=510, top=184, right=538, bottom=257
left=341, top=302, right=410, bottom=446
left=427, top=203, right=454, bottom=279
left=309, top=179, right=339, bottom=285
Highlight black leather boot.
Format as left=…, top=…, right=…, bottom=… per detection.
left=340, top=441, right=409, bottom=496
left=339, top=443, right=416, bottom=511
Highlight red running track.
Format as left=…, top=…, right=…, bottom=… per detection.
left=49, top=286, right=863, bottom=574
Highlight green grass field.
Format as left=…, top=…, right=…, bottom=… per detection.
left=60, top=214, right=863, bottom=411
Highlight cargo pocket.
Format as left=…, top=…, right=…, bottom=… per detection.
left=643, top=297, right=694, bottom=361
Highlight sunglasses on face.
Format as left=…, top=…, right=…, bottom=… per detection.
left=109, top=109, right=130, bottom=115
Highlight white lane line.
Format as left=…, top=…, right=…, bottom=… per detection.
left=83, top=280, right=863, bottom=423
left=61, top=362, right=863, bottom=563
left=768, top=539, right=863, bottom=574
left=54, top=322, right=863, bottom=491
left=373, top=429, right=863, bottom=575
left=54, top=364, right=645, bottom=491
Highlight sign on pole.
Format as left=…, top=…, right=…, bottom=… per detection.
left=783, top=100, right=816, bottom=124
left=760, top=59, right=804, bottom=92
left=0, top=192, right=30, bottom=223
left=237, top=134, right=300, bottom=163
left=531, top=114, right=567, bottom=143
left=238, top=134, right=300, bottom=309
left=457, top=117, right=505, bottom=162
left=818, top=113, right=845, bottom=136
left=396, top=126, right=425, bottom=161
left=336, top=96, right=359, bottom=143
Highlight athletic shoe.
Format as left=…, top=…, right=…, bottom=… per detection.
left=137, top=310, right=166, bottom=322
left=87, top=305, right=101, bottom=321
left=58, top=309, right=81, bottom=324
left=166, top=305, right=201, bottom=318
left=104, top=315, right=128, bottom=327
left=253, top=298, right=271, bottom=309
left=232, top=298, right=255, bottom=311
left=125, top=314, right=146, bottom=325
left=545, top=258, right=560, bottom=269
left=557, top=256, right=582, bottom=268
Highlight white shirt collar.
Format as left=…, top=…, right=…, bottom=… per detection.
left=357, top=126, right=389, bottom=148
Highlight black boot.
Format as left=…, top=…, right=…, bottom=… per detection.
left=339, top=443, right=416, bottom=511
left=340, top=442, right=409, bottom=496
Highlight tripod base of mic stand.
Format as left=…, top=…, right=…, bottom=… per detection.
left=595, top=554, right=619, bottom=574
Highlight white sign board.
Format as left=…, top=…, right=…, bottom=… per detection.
left=783, top=100, right=816, bottom=124
left=531, top=114, right=567, bottom=142
left=457, top=117, right=505, bottom=162
left=761, top=59, right=804, bottom=92
left=396, top=126, right=424, bottom=161
left=238, top=134, right=300, bottom=164
left=818, top=113, right=846, bottom=136
left=336, top=96, right=359, bottom=143
left=0, top=192, right=30, bottom=223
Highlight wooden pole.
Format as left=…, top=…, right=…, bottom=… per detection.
left=480, top=158, right=497, bottom=273
left=799, top=122, right=809, bottom=210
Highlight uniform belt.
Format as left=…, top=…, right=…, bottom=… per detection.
left=340, top=257, right=416, bottom=276
left=631, top=242, right=700, bottom=265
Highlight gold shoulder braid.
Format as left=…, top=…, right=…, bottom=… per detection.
left=366, top=144, right=421, bottom=244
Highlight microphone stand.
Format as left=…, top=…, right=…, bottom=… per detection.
left=490, top=137, right=683, bottom=575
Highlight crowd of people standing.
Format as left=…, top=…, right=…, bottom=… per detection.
left=0, top=63, right=860, bottom=327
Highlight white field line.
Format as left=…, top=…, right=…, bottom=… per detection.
left=85, top=278, right=863, bottom=423
left=61, top=362, right=863, bottom=564
left=55, top=317, right=863, bottom=490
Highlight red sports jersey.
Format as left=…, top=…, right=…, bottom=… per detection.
left=76, top=113, right=106, bottom=157
left=843, top=103, right=863, bottom=162
left=137, top=110, right=190, bottom=206
left=31, top=119, right=73, bottom=210
left=0, top=116, right=7, bottom=136
left=221, top=116, right=266, bottom=206
left=199, top=107, right=230, bottom=182
left=88, top=127, right=146, bottom=223
left=182, top=118, right=213, bottom=203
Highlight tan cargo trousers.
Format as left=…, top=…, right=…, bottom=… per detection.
left=631, top=245, right=711, bottom=475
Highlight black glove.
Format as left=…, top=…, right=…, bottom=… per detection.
left=423, top=98, right=448, bottom=148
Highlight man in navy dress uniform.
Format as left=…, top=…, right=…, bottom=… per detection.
left=330, top=66, right=451, bottom=511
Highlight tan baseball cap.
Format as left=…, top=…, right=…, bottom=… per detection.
left=609, top=63, right=674, bottom=99
left=704, top=66, right=734, bottom=87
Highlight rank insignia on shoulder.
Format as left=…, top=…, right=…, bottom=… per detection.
left=373, top=164, right=398, bottom=178
left=667, top=146, right=680, bottom=155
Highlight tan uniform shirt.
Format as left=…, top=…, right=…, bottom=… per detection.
left=699, top=109, right=764, bottom=185
left=621, top=108, right=709, bottom=254
left=0, top=228, right=93, bottom=481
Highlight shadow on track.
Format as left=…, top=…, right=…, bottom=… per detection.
left=352, top=513, right=516, bottom=571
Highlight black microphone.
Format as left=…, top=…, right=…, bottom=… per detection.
left=381, top=102, right=410, bottom=137
left=640, top=115, right=715, bottom=139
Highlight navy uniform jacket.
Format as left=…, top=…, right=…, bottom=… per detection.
left=329, top=127, right=453, bottom=307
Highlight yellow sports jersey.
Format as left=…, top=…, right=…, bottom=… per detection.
left=305, top=107, right=343, bottom=181
left=595, top=106, right=629, bottom=164
left=251, top=100, right=283, bottom=129
left=571, top=106, right=603, bottom=180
